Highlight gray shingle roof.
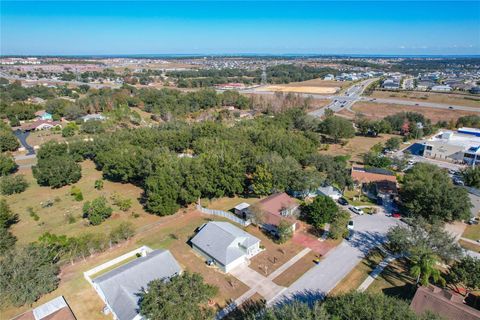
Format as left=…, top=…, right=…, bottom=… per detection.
left=93, top=250, right=181, bottom=320
left=191, top=221, right=260, bottom=266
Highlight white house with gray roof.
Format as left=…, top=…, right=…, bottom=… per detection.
left=191, top=221, right=261, bottom=273
left=92, top=249, right=181, bottom=320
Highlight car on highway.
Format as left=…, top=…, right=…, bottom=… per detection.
left=337, top=197, right=349, bottom=206
left=350, top=206, right=364, bottom=215
left=449, top=106, right=454, bottom=109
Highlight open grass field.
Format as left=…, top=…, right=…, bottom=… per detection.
left=347, top=102, right=478, bottom=123
left=462, top=224, right=480, bottom=241
left=329, top=249, right=385, bottom=296
left=8, top=160, right=161, bottom=245
left=366, top=258, right=417, bottom=301
left=319, top=133, right=398, bottom=163
left=370, top=90, right=480, bottom=108
left=201, top=196, right=262, bottom=212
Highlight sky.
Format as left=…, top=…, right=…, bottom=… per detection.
left=1, top=1, right=479, bottom=56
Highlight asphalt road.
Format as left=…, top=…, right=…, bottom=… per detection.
left=359, top=97, right=480, bottom=113
left=270, top=212, right=401, bottom=304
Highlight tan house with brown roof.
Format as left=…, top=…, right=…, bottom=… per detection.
left=410, top=286, right=480, bottom=320
left=255, top=192, right=299, bottom=235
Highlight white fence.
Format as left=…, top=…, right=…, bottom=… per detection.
left=197, top=205, right=251, bottom=227
left=83, top=245, right=153, bottom=285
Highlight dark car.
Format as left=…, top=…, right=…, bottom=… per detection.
left=337, top=197, right=349, bottom=205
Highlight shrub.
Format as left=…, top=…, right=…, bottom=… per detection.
left=0, top=175, right=28, bottom=195
left=33, top=156, right=81, bottom=188
left=83, top=196, right=113, bottom=225
left=94, top=179, right=104, bottom=190
left=111, top=192, right=132, bottom=211
left=70, top=186, right=83, bottom=201
left=0, top=154, right=17, bottom=176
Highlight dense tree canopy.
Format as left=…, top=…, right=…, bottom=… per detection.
left=400, top=163, right=471, bottom=222
left=303, top=195, right=339, bottom=229
left=0, top=153, right=17, bottom=176
left=33, top=155, right=81, bottom=188
left=227, top=292, right=439, bottom=320
left=0, top=244, right=60, bottom=306
left=319, top=116, right=355, bottom=142
left=139, top=272, right=218, bottom=320
left=447, top=256, right=480, bottom=295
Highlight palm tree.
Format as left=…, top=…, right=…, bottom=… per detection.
left=410, top=252, right=445, bottom=286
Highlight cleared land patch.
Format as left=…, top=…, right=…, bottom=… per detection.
left=370, top=90, right=480, bottom=108
left=348, top=102, right=478, bottom=123
left=255, top=79, right=350, bottom=95
left=319, top=133, right=398, bottom=163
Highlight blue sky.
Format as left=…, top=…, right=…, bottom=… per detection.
left=1, top=1, right=479, bottom=55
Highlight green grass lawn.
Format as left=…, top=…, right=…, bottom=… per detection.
left=330, top=249, right=386, bottom=296
left=462, top=224, right=480, bottom=241
left=8, top=160, right=162, bottom=245
left=366, top=258, right=417, bottom=301
left=343, top=189, right=376, bottom=207
left=459, top=239, right=480, bottom=253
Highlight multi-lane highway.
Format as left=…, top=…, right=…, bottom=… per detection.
left=308, top=78, right=377, bottom=117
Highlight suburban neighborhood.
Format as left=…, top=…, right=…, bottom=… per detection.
left=1, top=1, right=480, bottom=320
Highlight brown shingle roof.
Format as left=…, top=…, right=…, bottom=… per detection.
left=351, top=167, right=397, bottom=184
left=258, top=193, right=298, bottom=227
left=410, top=286, right=480, bottom=320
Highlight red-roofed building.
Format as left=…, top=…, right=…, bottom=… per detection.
left=410, top=286, right=480, bottom=320
left=256, top=193, right=299, bottom=235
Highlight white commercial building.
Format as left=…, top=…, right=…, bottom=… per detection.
left=422, top=128, right=480, bottom=166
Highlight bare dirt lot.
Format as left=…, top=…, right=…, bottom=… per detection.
left=345, top=102, right=479, bottom=123
left=255, top=79, right=351, bottom=95
left=370, top=90, right=480, bottom=108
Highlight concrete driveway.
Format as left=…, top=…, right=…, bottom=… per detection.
left=271, top=213, right=401, bottom=304
left=230, top=264, right=285, bottom=301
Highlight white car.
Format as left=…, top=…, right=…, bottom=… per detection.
left=347, top=220, right=354, bottom=230
left=350, top=206, right=364, bottom=215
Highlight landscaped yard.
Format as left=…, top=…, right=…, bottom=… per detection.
left=247, top=226, right=305, bottom=277
left=329, top=249, right=385, bottom=296
left=366, top=258, right=417, bottom=301
left=343, top=189, right=376, bottom=207
left=272, top=250, right=319, bottom=287
left=462, top=224, right=480, bottom=241
left=8, top=160, right=161, bottom=245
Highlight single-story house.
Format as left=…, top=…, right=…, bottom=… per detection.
left=34, top=110, right=53, bottom=121
left=17, top=120, right=62, bottom=131
left=410, top=285, right=480, bottom=320
left=431, top=85, right=452, bottom=92
left=191, top=221, right=261, bottom=273
left=81, top=114, right=106, bottom=122
left=256, top=192, right=299, bottom=234
left=12, top=296, right=76, bottom=320
left=351, top=166, right=398, bottom=199
left=317, top=185, right=343, bottom=200
left=92, top=249, right=182, bottom=320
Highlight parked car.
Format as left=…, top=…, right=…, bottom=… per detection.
left=337, top=197, right=349, bottom=206
left=350, top=206, right=364, bottom=215
left=468, top=218, right=479, bottom=225
left=347, top=220, right=354, bottom=230
left=392, top=213, right=402, bottom=218
left=453, top=177, right=464, bottom=186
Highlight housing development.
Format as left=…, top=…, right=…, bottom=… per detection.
left=1, top=1, right=480, bottom=320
